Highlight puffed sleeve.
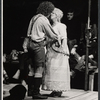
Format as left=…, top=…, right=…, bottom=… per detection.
left=57, top=23, right=67, bottom=39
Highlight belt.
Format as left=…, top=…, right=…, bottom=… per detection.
left=31, top=39, right=45, bottom=46
left=31, top=39, right=44, bottom=43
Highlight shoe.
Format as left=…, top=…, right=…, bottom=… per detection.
left=49, top=91, right=62, bottom=97
left=54, top=92, right=62, bottom=97
left=32, top=78, right=48, bottom=99
left=32, top=93, right=48, bottom=99
left=49, top=91, right=56, bottom=97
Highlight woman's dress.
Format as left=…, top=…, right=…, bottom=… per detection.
left=42, top=23, right=70, bottom=91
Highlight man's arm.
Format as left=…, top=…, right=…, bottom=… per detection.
left=41, top=19, right=58, bottom=40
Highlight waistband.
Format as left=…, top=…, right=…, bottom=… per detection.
left=30, top=39, right=45, bottom=46
left=31, top=39, right=44, bottom=43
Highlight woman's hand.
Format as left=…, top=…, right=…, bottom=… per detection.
left=57, top=36, right=62, bottom=46
left=62, top=48, right=67, bottom=54
left=61, top=45, right=67, bottom=54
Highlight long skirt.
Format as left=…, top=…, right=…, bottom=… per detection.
left=42, top=47, right=70, bottom=91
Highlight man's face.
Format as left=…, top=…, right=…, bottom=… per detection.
left=67, top=12, right=74, bottom=20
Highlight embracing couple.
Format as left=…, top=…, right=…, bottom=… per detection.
left=27, top=1, right=70, bottom=99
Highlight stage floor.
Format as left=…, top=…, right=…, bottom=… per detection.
left=3, top=83, right=98, bottom=100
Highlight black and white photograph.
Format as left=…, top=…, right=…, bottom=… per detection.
left=3, top=0, right=98, bottom=100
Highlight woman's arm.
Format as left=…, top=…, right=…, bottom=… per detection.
left=58, top=24, right=69, bottom=54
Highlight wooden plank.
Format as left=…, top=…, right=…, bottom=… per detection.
left=83, top=92, right=98, bottom=100
left=24, top=97, right=33, bottom=100
left=40, top=89, right=87, bottom=98
left=63, top=91, right=88, bottom=99
left=24, top=90, right=89, bottom=100
left=24, top=91, right=98, bottom=100
left=92, top=97, right=98, bottom=100
left=4, top=84, right=98, bottom=100
left=41, top=90, right=91, bottom=100
left=67, top=91, right=98, bottom=100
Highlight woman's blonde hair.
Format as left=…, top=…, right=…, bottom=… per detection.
left=53, top=8, right=63, bottom=22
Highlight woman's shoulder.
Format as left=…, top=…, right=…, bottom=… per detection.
left=58, top=22, right=66, bottom=27
left=57, top=22, right=67, bottom=28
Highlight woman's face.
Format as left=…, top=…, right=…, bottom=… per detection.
left=50, top=11, right=57, bottom=22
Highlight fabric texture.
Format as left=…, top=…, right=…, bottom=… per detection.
left=42, top=22, right=70, bottom=91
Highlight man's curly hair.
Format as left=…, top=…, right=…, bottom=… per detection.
left=36, top=1, right=55, bottom=16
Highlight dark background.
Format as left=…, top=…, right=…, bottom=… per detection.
left=3, top=0, right=98, bottom=54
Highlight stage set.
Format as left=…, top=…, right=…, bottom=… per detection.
left=3, top=0, right=98, bottom=100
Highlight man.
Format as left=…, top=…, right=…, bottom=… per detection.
left=27, top=1, right=60, bottom=99
left=66, top=9, right=81, bottom=44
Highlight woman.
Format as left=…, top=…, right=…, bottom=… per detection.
left=42, top=8, right=70, bottom=97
